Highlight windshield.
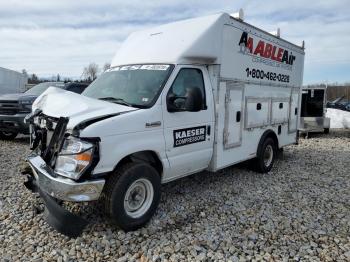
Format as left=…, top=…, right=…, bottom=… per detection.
left=25, top=82, right=65, bottom=96
left=83, top=64, right=173, bottom=108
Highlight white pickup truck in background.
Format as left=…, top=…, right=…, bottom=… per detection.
left=23, top=11, right=305, bottom=237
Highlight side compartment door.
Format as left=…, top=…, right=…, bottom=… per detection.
left=223, top=81, right=244, bottom=149
left=289, top=87, right=300, bottom=133
left=271, top=98, right=290, bottom=125
left=162, top=66, right=214, bottom=180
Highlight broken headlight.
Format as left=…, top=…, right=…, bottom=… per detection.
left=54, top=136, right=95, bottom=180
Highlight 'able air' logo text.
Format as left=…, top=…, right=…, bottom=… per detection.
left=238, top=32, right=296, bottom=66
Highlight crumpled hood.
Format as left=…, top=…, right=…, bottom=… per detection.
left=32, top=87, right=135, bottom=129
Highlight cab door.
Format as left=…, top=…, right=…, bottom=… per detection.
left=162, top=66, right=214, bottom=180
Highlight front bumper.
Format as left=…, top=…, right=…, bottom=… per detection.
left=27, top=154, right=105, bottom=202
left=0, top=113, right=29, bottom=134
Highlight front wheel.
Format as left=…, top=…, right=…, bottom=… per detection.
left=102, top=162, right=161, bottom=231
left=253, top=137, right=276, bottom=173
left=324, top=128, right=329, bottom=134
left=0, top=131, right=18, bottom=140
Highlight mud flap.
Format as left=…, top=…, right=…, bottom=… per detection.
left=38, top=189, right=88, bottom=238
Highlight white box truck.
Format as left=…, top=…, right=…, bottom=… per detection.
left=23, top=12, right=305, bottom=237
left=299, top=85, right=330, bottom=136
left=0, top=67, right=28, bottom=94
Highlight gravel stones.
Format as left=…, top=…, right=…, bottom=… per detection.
left=0, top=131, right=349, bottom=261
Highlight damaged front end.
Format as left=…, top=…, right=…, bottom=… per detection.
left=22, top=110, right=105, bottom=237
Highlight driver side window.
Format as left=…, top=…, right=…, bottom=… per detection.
left=167, top=68, right=206, bottom=110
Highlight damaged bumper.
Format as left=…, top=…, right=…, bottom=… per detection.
left=26, top=154, right=105, bottom=202
left=24, top=153, right=105, bottom=237
left=23, top=112, right=106, bottom=237
left=38, top=188, right=89, bottom=238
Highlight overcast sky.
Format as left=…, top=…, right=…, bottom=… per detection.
left=0, top=0, right=349, bottom=84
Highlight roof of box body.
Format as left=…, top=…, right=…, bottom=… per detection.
left=111, top=13, right=227, bottom=66
left=111, top=12, right=303, bottom=67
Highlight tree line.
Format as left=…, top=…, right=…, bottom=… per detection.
left=305, top=83, right=350, bottom=101
left=22, top=62, right=111, bottom=84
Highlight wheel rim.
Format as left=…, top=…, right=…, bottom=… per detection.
left=263, top=145, right=274, bottom=167
left=124, top=178, right=154, bottom=218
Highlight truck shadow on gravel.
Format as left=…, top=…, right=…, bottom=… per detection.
left=47, top=161, right=256, bottom=237
left=30, top=131, right=350, bottom=237
left=60, top=160, right=271, bottom=236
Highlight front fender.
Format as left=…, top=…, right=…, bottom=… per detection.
left=91, top=129, right=170, bottom=177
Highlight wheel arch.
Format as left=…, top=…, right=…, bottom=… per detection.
left=252, top=129, right=279, bottom=173
left=112, top=150, right=164, bottom=178
left=258, top=129, right=279, bottom=152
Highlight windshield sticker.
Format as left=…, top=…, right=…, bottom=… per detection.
left=110, top=64, right=169, bottom=71
left=121, top=65, right=142, bottom=70
left=142, top=98, right=149, bottom=102
left=140, top=65, right=169, bottom=70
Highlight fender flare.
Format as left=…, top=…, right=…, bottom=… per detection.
left=256, top=130, right=279, bottom=156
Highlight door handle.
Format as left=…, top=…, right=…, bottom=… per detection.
left=145, top=121, right=161, bottom=128
left=236, top=111, right=241, bottom=122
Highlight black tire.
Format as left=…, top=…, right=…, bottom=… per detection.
left=102, top=162, right=161, bottom=231
left=253, top=137, right=276, bottom=173
left=324, top=128, right=329, bottom=134
left=0, top=131, right=18, bottom=140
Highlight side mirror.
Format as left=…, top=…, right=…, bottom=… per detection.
left=184, top=86, right=203, bottom=112
left=167, top=93, right=183, bottom=112
left=167, top=87, right=203, bottom=112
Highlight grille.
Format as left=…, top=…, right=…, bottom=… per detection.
left=46, top=130, right=54, bottom=147
left=31, top=116, right=58, bottom=154
left=0, top=100, right=20, bottom=115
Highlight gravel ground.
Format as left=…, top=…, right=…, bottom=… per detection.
left=0, top=130, right=349, bottom=261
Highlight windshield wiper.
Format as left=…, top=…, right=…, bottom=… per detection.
left=98, top=97, right=134, bottom=107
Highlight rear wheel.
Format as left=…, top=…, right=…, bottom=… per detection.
left=0, top=131, right=18, bottom=140
left=253, top=137, right=276, bottom=173
left=102, top=162, right=161, bottom=231
left=324, top=128, right=329, bottom=134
